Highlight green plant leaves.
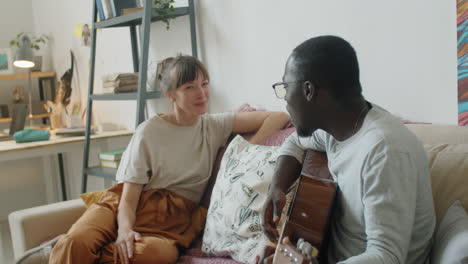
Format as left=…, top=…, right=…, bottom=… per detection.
left=9, top=32, right=49, bottom=50
left=153, top=0, right=176, bottom=30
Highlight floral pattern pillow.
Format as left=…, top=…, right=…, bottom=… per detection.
left=202, top=135, right=279, bottom=264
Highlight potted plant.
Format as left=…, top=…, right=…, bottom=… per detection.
left=10, top=32, right=49, bottom=72
left=154, top=0, right=175, bottom=30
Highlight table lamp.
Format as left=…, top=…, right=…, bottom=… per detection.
left=13, top=35, right=35, bottom=127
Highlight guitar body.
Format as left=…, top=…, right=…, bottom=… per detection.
left=273, top=156, right=338, bottom=264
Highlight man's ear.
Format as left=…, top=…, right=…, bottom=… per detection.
left=303, top=81, right=316, bottom=102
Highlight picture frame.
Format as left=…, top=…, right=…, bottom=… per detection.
left=0, top=48, right=13, bottom=75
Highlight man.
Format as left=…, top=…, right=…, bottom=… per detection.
left=262, top=36, right=435, bottom=264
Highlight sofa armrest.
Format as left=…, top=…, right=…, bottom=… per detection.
left=8, top=199, right=86, bottom=260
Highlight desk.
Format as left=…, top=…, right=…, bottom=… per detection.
left=0, top=130, right=133, bottom=201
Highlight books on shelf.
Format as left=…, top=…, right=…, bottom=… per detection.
left=101, top=0, right=114, bottom=19
left=122, top=7, right=143, bottom=15
left=100, top=160, right=120, bottom=168
left=99, top=148, right=125, bottom=161
left=110, top=0, right=137, bottom=17
left=99, top=148, right=124, bottom=169
left=102, top=72, right=139, bottom=94
left=96, top=0, right=106, bottom=21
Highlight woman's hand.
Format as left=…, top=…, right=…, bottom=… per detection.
left=115, top=228, right=142, bottom=264
left=116, top=182, right=144, bottom=263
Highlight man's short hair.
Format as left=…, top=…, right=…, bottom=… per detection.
left=292, top=36, right=362, bottom=104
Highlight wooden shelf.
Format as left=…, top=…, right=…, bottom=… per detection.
left=0, top=71, right=56, bottom=81
left=0, top=113, right=50, bottom=124
left=90, top=91, right=162, bottom=101
left=95, top=7, right=189, bottom=28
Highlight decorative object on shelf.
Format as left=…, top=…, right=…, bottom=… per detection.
left=13, top=35, right=36, bottom=127
left=0, top=48, right=14, bottom=75
left=57, top=51, right=74, bottom=107
left=135, top=0, right=176, bottom=30
left=46, top=51, right=76, bottom=129
left=10, top=32, right=49, bottom=72
left=154, top=0, right=176, bottom=30
left=82, top=24, right=91, bottom=47
left=12, top=85, right=25, bottom=103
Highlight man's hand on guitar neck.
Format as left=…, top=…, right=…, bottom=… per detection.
left=262, top=186, right=286, bottom=242
left=262, top=155, right=302, bottom=242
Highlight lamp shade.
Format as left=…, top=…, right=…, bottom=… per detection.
left=13, top=35, right=35, bottom=68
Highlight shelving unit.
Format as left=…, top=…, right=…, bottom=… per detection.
left=0, top=71, right=55, bottom=81
left=81, top=0, right=198, bottom=193
left=0, top=71, right=56, bottom=124
left=0, top=113, right=50, bottom=124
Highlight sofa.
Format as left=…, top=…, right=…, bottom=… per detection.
left=8, top=123, right=468, bottom=263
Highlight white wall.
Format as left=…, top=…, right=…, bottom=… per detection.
left=0, top=0, right=34, bottom=48
left=33, top=0, right=459, bottom=127
left=197, top=0, right=458, bottom=124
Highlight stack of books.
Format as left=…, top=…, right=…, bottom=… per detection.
left=102, top=73, right=139, bottom=94
left=99, top=148, right=125, bottom=168
left=96, top=0, right=138, bottom=20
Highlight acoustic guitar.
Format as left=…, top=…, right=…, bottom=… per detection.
left=273, top=151, right=338, bottom=264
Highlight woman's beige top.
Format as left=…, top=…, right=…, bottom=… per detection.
left=116, top=112, right=234, bottom=203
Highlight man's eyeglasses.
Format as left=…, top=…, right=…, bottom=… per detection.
left=272, top=81, right=305, bottom=99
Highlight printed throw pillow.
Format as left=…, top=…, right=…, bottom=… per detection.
left=202, top=135, right=278, bottom=264
left=431, top=200, right=468, bottom=264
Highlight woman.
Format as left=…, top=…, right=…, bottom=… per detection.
left=49, top=55, right=289, bottom=264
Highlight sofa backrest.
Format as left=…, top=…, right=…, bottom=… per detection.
left=406, top=124, right=468, bottom=224
left=204, top=124, right=468, bottom=225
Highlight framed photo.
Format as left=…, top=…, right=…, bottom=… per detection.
left=0, top=48, right=13, bottom=75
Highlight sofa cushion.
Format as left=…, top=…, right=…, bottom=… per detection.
left=424, top=144, right=468, bottom=224
left=431, top=200, right=468, bottom=264
left=406, top=124, right=468, bottom=145
left=202, top=135, right=278, bottom=264
left=199, top=127, right=296, bottom=209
